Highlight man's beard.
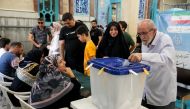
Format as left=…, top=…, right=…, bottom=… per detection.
left=92, top=26, right=96, bottom=29
left=142, top=37, right=154, bottom=46
left=15, top=53, right=21, bottom=57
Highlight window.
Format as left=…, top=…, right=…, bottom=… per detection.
left=38, top=0, right=59, bottom=25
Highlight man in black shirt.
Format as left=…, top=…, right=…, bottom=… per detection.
left=59, top=12, right=85, bottom=73
left=90, top=20, right=102, bottom=46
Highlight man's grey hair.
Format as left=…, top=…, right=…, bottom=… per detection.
left=138, top=19, right=156, bottom=30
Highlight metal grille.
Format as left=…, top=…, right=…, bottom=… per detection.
left=38, top=0, right=59, bottom=25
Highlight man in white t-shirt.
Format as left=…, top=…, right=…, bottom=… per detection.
left=0, top=38, right=11, bottom=58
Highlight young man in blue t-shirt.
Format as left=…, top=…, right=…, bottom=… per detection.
left=0, top=42, right=23, bottom=79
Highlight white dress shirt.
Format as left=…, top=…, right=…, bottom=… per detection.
left=141, top=31, right=177, bottom=106
left=0, top=48, right=7, bottom=58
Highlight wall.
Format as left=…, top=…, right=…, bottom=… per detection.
left=0, top=0, right=34, bottom=11
left=121, top=0, right=139, bottom=42
left=0, top=0, right=39, bottom=53
left=59, top=0, right=69, bottom=19
left=159, top=0, right=188, bottom=11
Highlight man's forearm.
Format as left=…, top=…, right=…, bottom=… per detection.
left=30, top=40, right=39, bottom=47
left=59, top=41, right=65, bottom=59
left=60, top=46, right=64, bottom=59
left=28, top=34, right=39, bottom=47
left=129, top=45, right=136, bottom=52
left=98, top=36, right=102, bottom=46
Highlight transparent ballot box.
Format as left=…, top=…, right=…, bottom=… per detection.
left=88, top=57, right=150, bottom=109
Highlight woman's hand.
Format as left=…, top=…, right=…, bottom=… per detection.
left=65, top=67, right=75, bottom=78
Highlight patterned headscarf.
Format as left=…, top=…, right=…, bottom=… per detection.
left=30, top=55, right=74, bottom=108
left=39, top=55, right=59, bottom=74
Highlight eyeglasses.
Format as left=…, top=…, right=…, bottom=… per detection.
left=137, top=29, right=153, bottom=36
left=38, top=22, right=44, bottom=24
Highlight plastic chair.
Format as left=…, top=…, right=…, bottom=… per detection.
left=14, top=93, right=69, bottom=109
left=0, top=81, right=30, bottom=109
left=177, top=67, right=190, bottom=109
left=0, top=72, right=14, bottom=81
left=14, top=94, right=69, bottom=109
left=0, top=72, right=14, bottom=107
left=14, top=94, right=35, bottom=109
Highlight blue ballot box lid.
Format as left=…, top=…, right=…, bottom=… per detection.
left=88, top=57, right=150, bottom=75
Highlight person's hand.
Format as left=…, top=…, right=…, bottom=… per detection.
left=65, top=67, right=75, bottom=78
left=36, top=44, right=41, bottom=48
left=128, top=53, right=142, bottom=62
left=47, top=45, right=50, bottom=49
left=11, top=57, right=20, bottom=69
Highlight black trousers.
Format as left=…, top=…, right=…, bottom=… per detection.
left=141, top=99, right=175, bottom=109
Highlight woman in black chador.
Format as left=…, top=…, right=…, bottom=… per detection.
left=96, top=21, right=130, bottom=59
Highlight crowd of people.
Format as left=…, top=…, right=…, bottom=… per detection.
left=0, top=12, right=177, bottom=109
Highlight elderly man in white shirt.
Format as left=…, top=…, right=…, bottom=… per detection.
left=128, top=19, right=177, bottom=109
left=0, top=38, right=11, bottom=57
